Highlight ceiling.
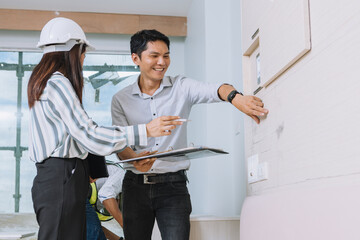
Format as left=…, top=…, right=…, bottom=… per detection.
left=0, top=0, right=193, bottom=17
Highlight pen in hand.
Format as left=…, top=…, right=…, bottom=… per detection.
left=176, top=119, right=191, bottom=122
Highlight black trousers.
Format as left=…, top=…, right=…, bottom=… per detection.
left=32, top=157, right=89, bottom=240
left=122, top=171, right=192, bottom=240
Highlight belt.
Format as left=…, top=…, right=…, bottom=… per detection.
left=128, top=170, right=188, bottom=184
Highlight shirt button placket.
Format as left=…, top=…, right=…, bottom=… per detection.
left=150, top=97, right=156, bottom=119
left=150, top=97, right=160, bottom=150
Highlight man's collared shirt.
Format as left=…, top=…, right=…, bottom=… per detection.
left=111, top=75, right=223, bottom=174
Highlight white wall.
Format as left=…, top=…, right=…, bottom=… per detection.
left=240, top=0, right=360, bottom=240
left=185, top=0, right=246, bottom=217
left=240, top=0, right=360, bottom=238
left=242, top=0, right=360, bottom=197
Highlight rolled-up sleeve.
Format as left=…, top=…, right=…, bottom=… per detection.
left=98, top=167, right=125, bottom=203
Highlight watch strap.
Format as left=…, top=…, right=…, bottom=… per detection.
left=227, top=90, right=243, bottom=103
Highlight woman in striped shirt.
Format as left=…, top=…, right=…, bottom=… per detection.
left=27, top=17, right=181, bottom=240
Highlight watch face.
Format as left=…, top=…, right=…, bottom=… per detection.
left=228, top=90, right=238, bottom=103
left=231, top=93, right=236, bottom=101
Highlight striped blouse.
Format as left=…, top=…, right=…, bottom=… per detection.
left=29, top=72, right=147, bottom=163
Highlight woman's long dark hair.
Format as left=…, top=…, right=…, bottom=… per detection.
left=27, top=44, right=86, bottom=108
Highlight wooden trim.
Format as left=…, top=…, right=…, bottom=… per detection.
left=0, top=9, right=187, bottom=36
left=139, top=15, right=187, bottom=37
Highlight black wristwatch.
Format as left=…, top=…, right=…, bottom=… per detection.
left=227, top=90, right=243, bottom=104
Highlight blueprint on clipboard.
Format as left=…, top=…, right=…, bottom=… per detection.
left=116, top=146, right=229, bottom=163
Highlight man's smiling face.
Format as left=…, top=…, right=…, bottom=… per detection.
left=132, top=40, right=170, bottom=82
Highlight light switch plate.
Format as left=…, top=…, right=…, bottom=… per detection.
left=248, top=154, right=269, bottom=184
left=247, top=154, right=259, bottom=183
left=257, top=162, right=268, bottom=181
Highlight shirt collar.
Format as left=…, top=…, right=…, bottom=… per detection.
left=131, top=75, right=173, bottom=97
left=53, top=71, right=64, bottom=76
left=131, top=76, right=142, bottom=95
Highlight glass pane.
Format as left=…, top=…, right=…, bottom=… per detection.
left=83, top=53, right=139, bottom=126
left=0, top=53, right=18, bottom=147
left=21, top=71, right=31, bottom=147
left=85, top=54, right=134, bottom=66
left=0, top=52, right=18, bottom=64
left=19, top=150, right=35, bottom=212
left=22, top=52, right=42, bottom=65
left=0, top=151, right=15, bottom=212
left=0, top=51, right=32, bottom=213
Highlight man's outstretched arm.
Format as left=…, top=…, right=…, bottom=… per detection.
left=218, top=84, right=269, bottom=124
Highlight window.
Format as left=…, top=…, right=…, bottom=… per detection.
left=0, top=51, right=139, bottom=213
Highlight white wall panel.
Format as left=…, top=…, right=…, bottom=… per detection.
left=241, top=0, right=272, bottom=55
left=260, top=0, right=311, bottom=86
left=242, top=0, right=311, bottom=92
left=242, top=0, right=360, bottom=196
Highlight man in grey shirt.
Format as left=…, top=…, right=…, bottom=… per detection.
left=111, top=29, right=269, bottom=240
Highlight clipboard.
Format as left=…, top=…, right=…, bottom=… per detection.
left=86, top=153, right=109, bottom=179
left=116, top=146, right=229, bottom=163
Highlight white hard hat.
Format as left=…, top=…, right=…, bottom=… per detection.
left=37, top=17, right=95, bottom=53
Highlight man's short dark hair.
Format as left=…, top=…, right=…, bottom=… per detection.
left=130, top=29, right=170, bottom=58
